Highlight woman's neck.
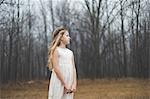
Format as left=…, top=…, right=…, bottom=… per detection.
left=59, top=42, right=66, bottom=48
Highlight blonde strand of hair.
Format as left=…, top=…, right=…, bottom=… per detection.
left=47, top=33, right=62, bottom=70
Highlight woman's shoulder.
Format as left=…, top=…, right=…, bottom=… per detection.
left=66, top=48, right=74, bottom=55
left=65, top=47, right=72, bottom=52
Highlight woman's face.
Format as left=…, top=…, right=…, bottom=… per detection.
left=61, top=31, right=71, bottom=45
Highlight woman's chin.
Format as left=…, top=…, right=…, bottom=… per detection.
left=67, top=42, right=70, bottom=44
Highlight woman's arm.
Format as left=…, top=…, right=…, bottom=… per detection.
left=52, top=48, right=66, bottom=86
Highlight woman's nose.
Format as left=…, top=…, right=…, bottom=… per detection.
left=69, top=37, right=71, bottom=40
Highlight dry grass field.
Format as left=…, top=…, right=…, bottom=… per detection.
left=1, top=78, right=150, bottom=99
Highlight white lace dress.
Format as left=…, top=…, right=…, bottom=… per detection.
left=48, top=47, right=74, bottom=99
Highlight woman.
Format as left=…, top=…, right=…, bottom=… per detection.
left=48, top=27, right=77, bottom=99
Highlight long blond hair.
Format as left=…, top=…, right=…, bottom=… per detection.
left=47, top=27, right=68, bottom=70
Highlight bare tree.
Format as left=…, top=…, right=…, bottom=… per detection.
left=49, top=0, right=55, bottom=31
left=119, top=0, right=127, bottom=77
left=39, top=0, right=48, bottom=79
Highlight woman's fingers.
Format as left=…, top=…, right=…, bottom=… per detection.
left=64, top=87, right=72, bottom=94
left=64, top=88, right=73, bottom=94
left=64, top=84, right=76, bottom=94
left=72, top=89, right=76, bottom=92
left=71, top=86, right=76, bottom=92
left=66, top=89, right=73, bottom=94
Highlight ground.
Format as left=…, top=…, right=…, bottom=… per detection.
left=1, top=78, right=150, bottom=99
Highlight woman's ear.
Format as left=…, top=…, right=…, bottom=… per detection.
left=60, top=35, right=64, bottom=41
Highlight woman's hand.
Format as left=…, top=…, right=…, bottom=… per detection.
left=64, top=84, right=72, bottom=94
left=71, top=83, right=77, bottom=93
